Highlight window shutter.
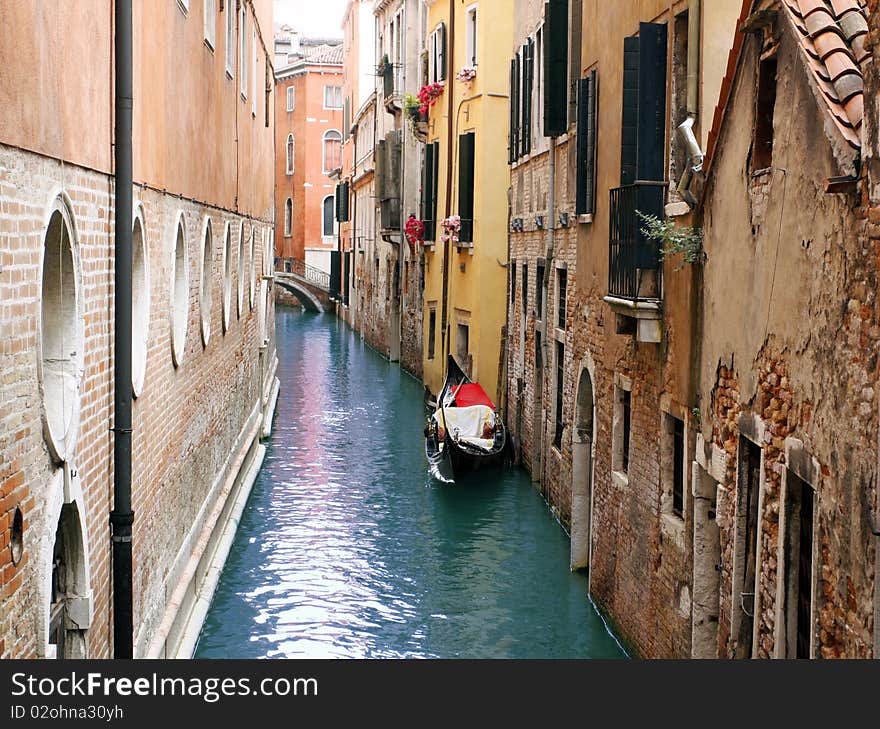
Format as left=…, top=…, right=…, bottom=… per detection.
left=439, top=23, right=447, bottom=81
left=543, top=0, right=569, bottom=137
left=431, top=141, right=440, bottom=239
left=458, top=132, right=476, bottom=242
left=375, top=140, right=386, bottom=202
left=421, top=142, right=437, bottom=240
left=343, top=251, right=350, bottom=304
left=330, top=250, right=341, bottom=299
left=343, top=97, right=351, bottom=141
left=522, top=41, right=533, bottom=155
left=620, top=35, right=639, bottom=186
left=514, top=52, right=521, bottom=159
left=509, top=59, right=516, bottom=163
left=636, top=22, right=667, bottom=184
left=576, top=70, right=597, bottom=215
left=335, top=182, right=343, bottom=222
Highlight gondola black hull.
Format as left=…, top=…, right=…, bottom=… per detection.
left=424, top=355, right=508, bottom=482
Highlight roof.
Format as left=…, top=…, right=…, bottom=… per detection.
left=304, top=43, right=345, bottom=65
left=705, top=0, right=870, bottom=169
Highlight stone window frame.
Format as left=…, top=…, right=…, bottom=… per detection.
left=248, top=225, right=257, bottom=311
left=170, top=210, right=189, bottom=368
left=237, top=220, right=246, bottom=319
left=199, top=214, right=214, bottom=348
left=611, top=372, right=633, bottom=489
left=203, top=0, right=216, bottom=51
left=38, top=191, right=85, bottom=465
left=659, top=396, right=689, bottom=548
left=225, top=0, right=235, bottom=78
left=286, top=85, right=295, bottom=112
left=773, top=437, right=821, bottom=659
left=131, top=203, right=151, bottom=398
left=426, top=301, right=437, bottom=360
left=730, top=412, right=767, bottom=660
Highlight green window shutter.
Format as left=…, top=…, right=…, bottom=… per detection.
left=514, top=52, right=521, bottom=158
left=330, top=250, right=341, bottom=298
left=620, top=35, right=639, bottom=186
left=439, top=23, right=447, bottom=81
left=543, top=0, right=569, bottom=137
left=458, top=132, right=475, bottom=242
left=509, top=59, right=516, bottom=164
left=522, top=41, right=533, bottom=155
left=576, top=70, right=597, bottom=215
left=431, top=141, right=440, bottom=239
left=422, top=142, right=438, bottom=240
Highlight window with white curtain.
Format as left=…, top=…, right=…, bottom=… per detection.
left=322, top=130, right=342, bottom=173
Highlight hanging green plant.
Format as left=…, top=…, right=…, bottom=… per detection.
left=636, top=210, right=704, bottom=269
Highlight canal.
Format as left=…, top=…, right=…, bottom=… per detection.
left=195, top=307, right=626, bottom=659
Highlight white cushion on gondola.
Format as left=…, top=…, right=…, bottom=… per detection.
left=433, top=405, right=494, bottom=439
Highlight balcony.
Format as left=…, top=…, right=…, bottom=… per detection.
left=382, top=64, right=402, bottom=113
left=604, top=181, right=665, bottom=342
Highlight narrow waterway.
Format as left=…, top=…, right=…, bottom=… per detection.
left=195, top=307, right=626, bottom=659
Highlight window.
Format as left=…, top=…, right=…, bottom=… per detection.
left=427, top=305, right=437, bottom=359
left=131, top=211, right=149, bottom=397
left=734, top=437, right=762, bottom=659
left=284, top=198, right=292, bottom=237
left=556, top=267, right=567, bottom=329
left=171, top=213, right=188, bottom=367
left=543, top=0, right=569, bottom=137
left=286, top=134, right=294, bottom=175
left=536, top=261, right=545, bottom=320
left=661, top=413, right=686, bottom=520
left=458, top=132, right=475, bottom=242
left=252, top=28, right=257, bottom=116
left=456, top=322, right=469, bottom=365
left=521, top=41, right=533, bottom=155
left=429, top=23, right=447, bottom=83
left=324, top=85, right=343, bottom=109
left=225, top=1, right=234, bottom=75
left=465, top=6, right=478, bottom=67
left=322, top=196, right=334, bottom=237
left=237, top=221, right=246, bottom=318
left=421, top=141, right=440, bottom=240
left=240, top=7, right=248, bottom=98
left=554, top=341, right=564, bottom=448
left=200, top=217, right=213, bottom=347
left=612, top=381, right=632, bottom=474
left=249, top=226, right=257, bottom=309
left=782, top=472, right=816, bottom=659
left=286, top=86, right=295, bottom=111
left=221, top=222, right=233, bottom=333
left=521, top=262, right=528, bottom=317
left=204, top=0, right=215, bottom=49
left=753, top=55, right=778, bottom=171
left=177, top=0, right=190, bottom=14
left=323, top=129, right=342, bottom=173
left=575, top=69, right=598, bottom=215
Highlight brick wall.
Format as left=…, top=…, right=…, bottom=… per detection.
left=0, top=143, right=276, bottom=658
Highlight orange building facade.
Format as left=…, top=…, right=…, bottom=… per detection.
left=274, top=33, right=343, bottom=274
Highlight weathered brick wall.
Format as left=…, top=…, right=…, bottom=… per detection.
left=400, top=246, right=424, bottom=380
left=0, top=144, right=275, bottom=658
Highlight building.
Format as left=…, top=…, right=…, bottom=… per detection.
left=274, top=29, right=343, bottom=275
left=692, top=0, right=877, bottom=659
left=421, top=0, right=513, bottom=405
left=0, top=0, right=277, bottom=658
left=337, top=0, right=377, bottom=336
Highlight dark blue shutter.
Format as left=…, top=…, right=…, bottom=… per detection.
left=458, top=132, right=475, bottom=242
left=439, top=23, right=447, bottom=81
left=620, top=36, right=639, bottom=186
left=636, top=22, right=667, bottom=183
left=514, top=52, right=521, bottom=159
left=509, top=59, right=517, bottom=163
left=543, top=0, right=569, bottom=137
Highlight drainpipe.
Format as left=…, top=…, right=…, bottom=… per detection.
left=686, top=0, right=701, bottom=117
left=440, top=0, right=455, bottom=364
left=110, top=0, right=134, bottom=659
left=539, top=135, right=557, bottom=491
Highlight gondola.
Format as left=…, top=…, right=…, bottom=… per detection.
left=424, top=354, right=509, bottom=481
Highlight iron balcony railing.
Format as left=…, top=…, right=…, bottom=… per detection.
left=277, top=257, right=331, bottom=292
left=608, top=181, right=666, bottom=302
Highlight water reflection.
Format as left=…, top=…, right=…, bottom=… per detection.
left=195, top=308, right=625, bottom=659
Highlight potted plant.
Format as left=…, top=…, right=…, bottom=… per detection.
left=439, top=215, right=461, bottom=244
left=456, top=66, right=477, bottom=85
left=417, top=81, right=445, bottom=114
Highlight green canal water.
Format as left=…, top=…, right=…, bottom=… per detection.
left=195, top=307, right=626, bottom=659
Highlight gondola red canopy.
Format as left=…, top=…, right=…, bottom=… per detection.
left=450, top=382, right=494, bottom=409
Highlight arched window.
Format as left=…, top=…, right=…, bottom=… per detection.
left=322, top=195, right=334, bottom=237
left=200, top=216, right=213, bottom=347
left=286, top=133, right=294, bottom=175
left=131, top=208, right=150, bottom=396
left=171, top=213, right=188, bottom=367
left=284, top=198, right=292, bottom=237
left=322, top=129, right=342, bottom=173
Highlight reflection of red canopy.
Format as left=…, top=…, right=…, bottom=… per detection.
left=451, top=383, right=495, bottom=408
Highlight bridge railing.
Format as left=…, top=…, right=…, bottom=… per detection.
left=276, top=257, right=330, bottom=292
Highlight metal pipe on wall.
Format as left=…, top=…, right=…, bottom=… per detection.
left=539, top=136, right=557, bottom=491
left=111, top=0, right=134, bottom=659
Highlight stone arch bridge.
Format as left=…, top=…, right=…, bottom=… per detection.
left=274, top=259, right=332, bottom=313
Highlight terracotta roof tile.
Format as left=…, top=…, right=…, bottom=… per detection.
left=783, top=0, right=870, bottom=146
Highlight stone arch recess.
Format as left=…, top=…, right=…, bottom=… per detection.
left=571, top=353, right=596, bottom=572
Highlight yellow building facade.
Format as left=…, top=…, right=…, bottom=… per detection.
left=421, top=0, right=512, bottom=404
